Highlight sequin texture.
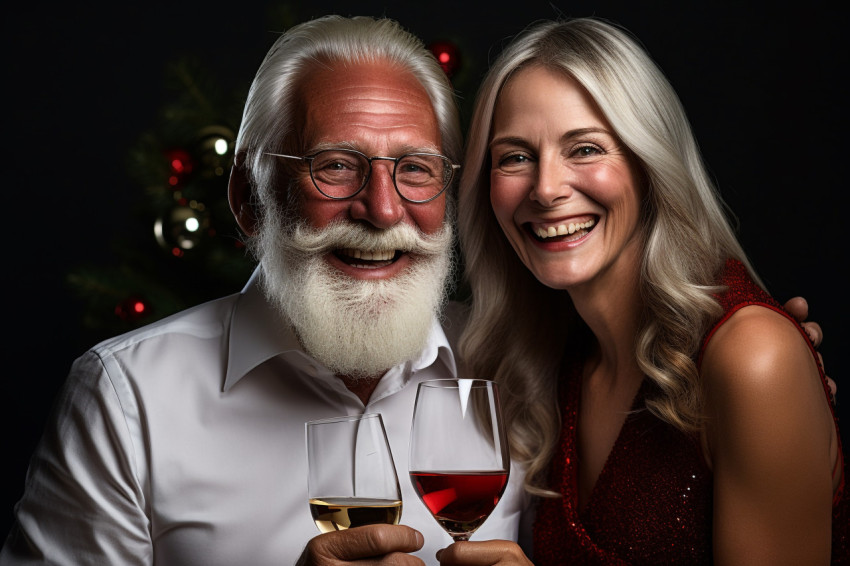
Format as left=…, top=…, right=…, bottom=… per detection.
left=533, top=259, right=849, bottom=564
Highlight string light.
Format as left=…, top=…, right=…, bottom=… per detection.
left=428, top=41, right=461, bottom=77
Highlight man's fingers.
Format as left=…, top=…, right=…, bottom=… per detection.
left=299, top=525, right=424, bottom=565
left=801, top=322, right=823, bottom=347
left=827, top=375, right=837, bottom=398
left=328, top=524, right=424, bottom=558
left=820, top=352, right=837, bottom=398
left=782, top=297, right=823, bottom=347
left=435, top=540, right=533, bottom=565
left=783, top=296, right=809, bottom=322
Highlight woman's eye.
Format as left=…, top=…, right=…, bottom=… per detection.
left=498, top=154, right=531, bottom=168
left=574, top=145, right=603, bottom=158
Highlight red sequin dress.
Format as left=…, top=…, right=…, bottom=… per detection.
left=533, top=259, right=848, bottom=564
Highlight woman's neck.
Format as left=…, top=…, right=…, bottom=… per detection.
left=568, top=263, right=643, bottom=384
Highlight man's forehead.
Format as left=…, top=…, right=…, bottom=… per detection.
left=296, top=60, right=441, bottom=153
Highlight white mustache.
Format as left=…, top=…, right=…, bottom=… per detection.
left=287, top=221, right=451, bottom=258
left=257, top=213, right=454, bottom=378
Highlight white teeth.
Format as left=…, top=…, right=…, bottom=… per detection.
left=340, top=248, right=395, bottom=261
left=534, top=218, right=596, bottom=239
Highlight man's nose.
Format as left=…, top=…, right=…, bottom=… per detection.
left=349, top=160, right=405, bottom=228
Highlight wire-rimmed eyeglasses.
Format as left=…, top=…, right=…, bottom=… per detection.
left=265, top=148, right=460, bottom=203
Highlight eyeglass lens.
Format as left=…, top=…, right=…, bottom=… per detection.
left=309, top=149, right=451, bottom=201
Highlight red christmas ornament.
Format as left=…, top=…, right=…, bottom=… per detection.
left=428, top=40, right=461, bottom=77
left=164, top=148, right=195, bottom=188
left=115, top=295, right=152, bottom=322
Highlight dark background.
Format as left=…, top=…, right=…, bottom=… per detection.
left=4, top=0, right=847, bottom=540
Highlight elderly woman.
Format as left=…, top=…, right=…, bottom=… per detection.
left=439, top=17, right=847, bottom=565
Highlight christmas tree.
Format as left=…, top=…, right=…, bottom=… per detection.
left=65, top=11, right=468, bottom=338
left=65, top=53, right=256, bottom=337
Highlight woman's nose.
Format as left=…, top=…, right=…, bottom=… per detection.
left=529, top=156, right=573, bottom=206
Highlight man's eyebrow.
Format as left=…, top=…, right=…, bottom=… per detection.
left=307, top=142, right=444, bottom=155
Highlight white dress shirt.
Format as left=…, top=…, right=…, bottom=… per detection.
left=1, top=266, right=532, bottom=565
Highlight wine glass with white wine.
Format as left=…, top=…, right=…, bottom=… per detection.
left=306, top=413, right=402, bottom=532
left=408, top=379, right=510, bottom=542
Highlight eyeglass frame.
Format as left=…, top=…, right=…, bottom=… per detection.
left=264, top=148, right=461, bottom=204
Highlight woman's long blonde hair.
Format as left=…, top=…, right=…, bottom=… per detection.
left=457, top=17, right=761, bottom=495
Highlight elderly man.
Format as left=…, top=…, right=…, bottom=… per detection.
left=0, top=15, right=530, bottom=566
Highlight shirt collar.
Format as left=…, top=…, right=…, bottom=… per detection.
left=411, top=315, right=458, bottom=379
left=223, top=264, right=458, bottom=392
left=223, top=265, right=300, bottom=392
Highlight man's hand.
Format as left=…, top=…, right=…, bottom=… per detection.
left=435, top=540, right=533, bottom=565
left=783, top=296, right=835, bottom=397
left=296, top=524, right=425, bottom=565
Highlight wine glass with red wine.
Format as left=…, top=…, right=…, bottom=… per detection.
left=408, top=379, right=510, bottom=542
left=306, top=413, right=403, bottom=532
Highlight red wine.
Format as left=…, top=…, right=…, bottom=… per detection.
left=309, top=497, right=402, bottom=533
left=409, top=471, right=508, bottom=538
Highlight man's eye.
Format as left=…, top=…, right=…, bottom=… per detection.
left=316, top=159, right=358, bottom=172
left=399, top=162, right=426, bottom=174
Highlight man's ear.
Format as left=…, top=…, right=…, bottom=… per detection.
left=228, top=151, right=258, bottom=236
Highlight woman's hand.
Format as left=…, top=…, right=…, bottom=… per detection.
left=435, top=540, right=533, bottom=565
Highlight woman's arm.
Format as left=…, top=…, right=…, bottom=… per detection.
left=701, top=305, right=836, bottom=565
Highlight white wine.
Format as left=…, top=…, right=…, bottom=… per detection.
left=309, top=497, right=403, bottom=532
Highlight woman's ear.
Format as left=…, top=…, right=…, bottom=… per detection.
left=228, top=151, right=258, bottom=236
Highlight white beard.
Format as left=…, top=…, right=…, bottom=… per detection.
left=254, top=206, right=454, bottom=378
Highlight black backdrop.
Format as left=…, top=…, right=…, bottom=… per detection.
left=4, top=0, right=847, bottom=540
